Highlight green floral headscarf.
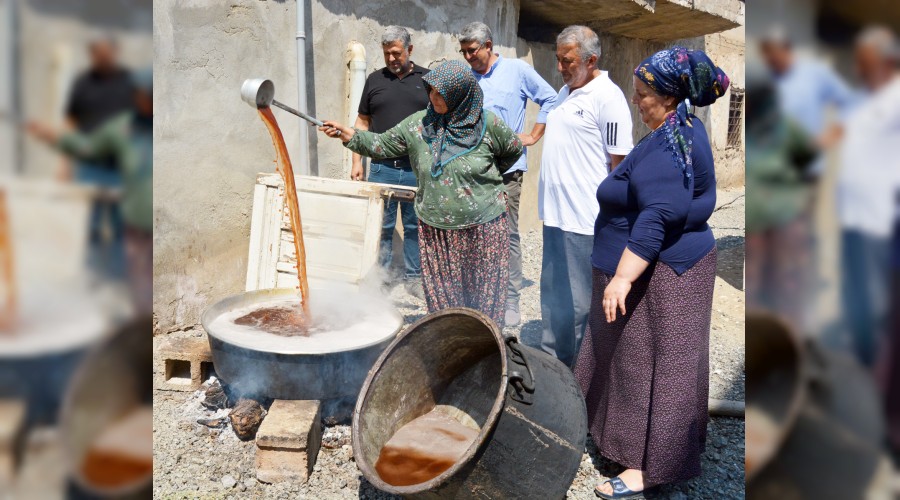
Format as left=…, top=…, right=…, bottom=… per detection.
left=421, top=60, right=486, bottom=177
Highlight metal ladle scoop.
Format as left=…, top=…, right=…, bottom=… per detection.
left=241, top=78, right=324, bottom=127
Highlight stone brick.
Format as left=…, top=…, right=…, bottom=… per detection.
left=155, top=336, right=214, bottom=392
left=0, top=399, right=26, bottom=484
left=255, top=400, right=321, bottom=483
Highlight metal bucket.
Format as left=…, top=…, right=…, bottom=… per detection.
left=202, top=287, right=403, bottom=420
left=745, top=312, right=806, bottom=480
left=353, top=308, right=587, bottom=499
left=59, top=316, right=153, bottom=499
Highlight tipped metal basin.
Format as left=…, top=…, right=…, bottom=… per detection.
left=201, top=287, right=403, bottom=420
left=353, top=308, right=587, bottom=498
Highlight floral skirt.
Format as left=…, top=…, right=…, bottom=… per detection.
left=418, top=214, right=509, bottom=328
left=573, top=247, right=716, bottom=486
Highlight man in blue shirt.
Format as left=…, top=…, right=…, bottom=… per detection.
left=459, top=21, right=558, bottom=327
left=760, top=28, right=858, bottom=175
left=759, top=28, right=859, bottom=334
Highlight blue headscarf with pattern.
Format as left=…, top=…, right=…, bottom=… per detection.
left=421, top=60, right=486, bottom=177
left=634, top=47, right=729, bottom=178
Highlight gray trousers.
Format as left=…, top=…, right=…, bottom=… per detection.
left=540, top=225, right=593, bottom=367
left=503, top=170, right=524, bottom=307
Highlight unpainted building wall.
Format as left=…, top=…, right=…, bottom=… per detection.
left=17, top=0, right=152, bottom=177
left=705, top=26, right=745, bottom=189
left=154, top=1, right=301, bottom=333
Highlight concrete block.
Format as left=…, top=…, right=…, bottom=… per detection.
left=255, top=400, right=322, bottom=483
left=0, top=399, right=26, bottom=484
left=156, top=336, right=214, bottom=392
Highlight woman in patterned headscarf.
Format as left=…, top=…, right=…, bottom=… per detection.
left=572, top=47, right=729, bottom=499
left=320, top=61, right=523, bottom=326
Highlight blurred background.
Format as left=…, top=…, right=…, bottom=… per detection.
left=745, top=0, right=900, bottom=498
left=0, top=0, right=151, bottom=498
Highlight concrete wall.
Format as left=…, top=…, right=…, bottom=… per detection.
left=154, top=1, right=299, bottom=333
left=16, top=0, right=152, bottom=177
left=0, top=0, right=16, bottom=176
left=745, top=0, right=816, bottom=45
left=705, top=26, right=745, bottom=189
left=153, top=0, right=521, bottom=333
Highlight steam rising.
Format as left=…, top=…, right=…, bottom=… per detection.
left=204, top=279, right=404, bottom=401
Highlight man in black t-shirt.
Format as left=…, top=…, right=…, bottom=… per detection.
left=352, top=26, right=430, bottom=297
left=65, top=36, right=134, bottom=279
left=66, top=38, right=134, bottom=135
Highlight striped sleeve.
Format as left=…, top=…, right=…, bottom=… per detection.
left=596, top=89, right=634, bottom=156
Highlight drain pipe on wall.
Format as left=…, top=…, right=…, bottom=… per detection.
left=0, top=0, right=20, bottom=175
left=296, top=0, right=311, bottom=176
left=344, top=42, right=367, bottom=176
left=52, top=44, right=74, bottom=127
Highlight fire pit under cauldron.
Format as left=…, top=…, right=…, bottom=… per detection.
left=201, top=287, right=403, bottom=421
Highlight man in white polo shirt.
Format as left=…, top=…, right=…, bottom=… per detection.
left=538, top=25, right=633, bottom=368
left=837, top=26, right=900, bottom=368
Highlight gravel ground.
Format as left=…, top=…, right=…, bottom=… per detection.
left=153, top=188, right=745, bottom=499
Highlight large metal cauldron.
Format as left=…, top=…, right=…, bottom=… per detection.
left=202, top=288, right=403, bottom=420
left=746, top=311, right=891, bottom=498
left=353, top=308, right=587, bottom=499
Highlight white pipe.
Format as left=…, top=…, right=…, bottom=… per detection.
left=296, top=0, right=310, bottom=176
left=0, top=0, right=16, bottom=175
left=52, top=43, right=74, bottom=127
left=344, top=42, right=366, bottom=175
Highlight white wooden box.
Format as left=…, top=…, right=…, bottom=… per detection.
left=245, top=174, right=414, bottom=292
left=1, top=179, right=93, bottom=288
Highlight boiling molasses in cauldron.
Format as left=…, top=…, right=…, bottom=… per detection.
left=233, top=306, right=309, bottom=336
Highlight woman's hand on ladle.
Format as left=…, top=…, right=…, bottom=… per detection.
left=319, top=121, right=355, bottom=143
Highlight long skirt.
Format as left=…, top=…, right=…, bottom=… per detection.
left=419, top=214, right=509, bottom=328
left=745, top=214, right=812, bottom=333
left=573, top=247, right=716, bottom=487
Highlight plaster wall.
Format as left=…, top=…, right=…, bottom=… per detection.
left=17, top=0, right=152, bottom=177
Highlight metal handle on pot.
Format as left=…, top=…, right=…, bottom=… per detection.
left=505, top=336, right=535, bottom=405
left=271, top=100, right=325, bottom=127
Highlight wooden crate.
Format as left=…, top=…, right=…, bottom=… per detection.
left=0, top=179, right=92, bottom=289
left=0, top=190, right=13, bottom=330
left=246, top=174, right=414, bottom=291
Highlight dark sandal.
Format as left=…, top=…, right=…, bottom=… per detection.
left=594, top=477, right=644, bottom=499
